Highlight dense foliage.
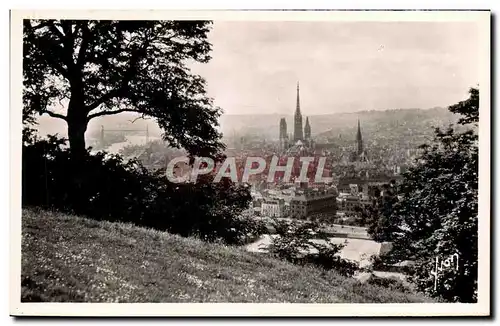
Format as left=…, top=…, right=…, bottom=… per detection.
left=367, top=88, right=479, bottom=302
left=22, top=135, right=264, bottom=245
left=362, top=182, right=399, bottom=241
left=267, top=220, right=359, bottom=277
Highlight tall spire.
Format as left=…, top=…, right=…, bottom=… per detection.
left=356, top=119, right=363, bottom=155
left=304, top=116, right=311, bottom=140
left=280, top=118, right=286, bottom=138
left=293, top=81, right=303, bottom=141
left=279, top=118, right=287, bottom=139
left=296, top=81, right=300, bottom=115
left=279, top=118, right=287, bottom=151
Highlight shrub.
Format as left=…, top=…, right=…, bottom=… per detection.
left=22, top=135, right=264, bottom=245
left=267, top=220, right=359, bottom=277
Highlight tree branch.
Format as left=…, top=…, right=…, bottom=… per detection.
left=42, top=110, right=67, bottom=121
left=62, top=20, right=76, bottom=62
left=51, top=21, right=77, bottom=73
left=24, top=20, right=71, bottom=79
left=49, top=23, right=65, bottom=40
left=85, top=61, right=140, bottom=111
left=88, top=108, right=140, bottom=120
left=86, top=88, right=123, bottom=112
left=86, top=36, right=150, bottom=112
left=77, top=22, right=92, bottom=67
left=31, top=20, right=54, bottom=31
left=129, top=114, right=151, bottom=123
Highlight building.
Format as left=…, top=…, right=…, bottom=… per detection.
left=359, top=193, right=372, bottom=209
left=279, top=118, right=289, bottom=151
left=279, top=82, right=315, bottom=153
left=354, top=119, right=369, bottom=162
left=337, top=178, right=365, bottom=194
left=293, top=82, right=304, bottom=142
left=304, top=116, right=311, bottom=141
left=336, top=192, right=361, bottom=215
left=356, top=119, right=363, bottom=156
left=261, top=198, right=285, bottom=218
left=289, top=185, right=337, bottom=220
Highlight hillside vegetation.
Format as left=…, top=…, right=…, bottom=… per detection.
left=21, top=208, right=433, bottom=303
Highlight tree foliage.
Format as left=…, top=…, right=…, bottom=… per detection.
left=363, top=181, right=399, bottom=241
left=372, top=88, right=479, bottom=302
left=23, top=20, right=224, bottom=158
left=448, top=87, right=479, bottom=125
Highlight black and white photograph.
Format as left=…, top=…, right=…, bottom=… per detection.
left=9, top=9, right=490, bottom=317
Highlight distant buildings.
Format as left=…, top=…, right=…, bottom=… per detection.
left=253, top=180, right=337, bottom=221
left=240, top=82, right=418, bottom=225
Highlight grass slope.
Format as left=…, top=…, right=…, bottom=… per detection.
left=21, top=208, right=432, bottom=303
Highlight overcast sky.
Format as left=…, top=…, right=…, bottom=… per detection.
left=191, top=21, right=480, bottom=115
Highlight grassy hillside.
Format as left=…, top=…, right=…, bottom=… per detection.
left=21, top=208, right=432, bottom=303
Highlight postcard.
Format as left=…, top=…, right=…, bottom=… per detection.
left=10, top=9, right=490, bottom=317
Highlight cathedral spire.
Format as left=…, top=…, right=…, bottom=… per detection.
left=356, top=119, right=363, bottom=155
left=304, top=116, right=311, bottom=140
left=293, top=81, right=303, bottom=141
left=279, top=118, right=288, bottom=150
left=296, top=81, right=300, bottom=115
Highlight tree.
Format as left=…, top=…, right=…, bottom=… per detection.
left=448, top=87, right=479, bottom=125
left=365, top=182, right=399, bottom=241
left=375, top=87, right=479, bottom=302
left=23, top=20, right=224, bottom=159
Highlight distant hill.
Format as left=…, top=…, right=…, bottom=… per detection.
left=220, top=107, right=459, bottom=144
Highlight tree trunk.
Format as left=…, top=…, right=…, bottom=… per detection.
left=66, top=98, right=89, bottom=211
left=68, top=119, right=87, bottom=159
left=67, top=96, right=88, bottom=161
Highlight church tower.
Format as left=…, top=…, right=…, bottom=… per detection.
left=356, top=119, right=363, bottom=156
left=304, top=116, right=311, bottom=140
left=293, top=82, right=304, bottom=142
left=279, top=118, right=288, bottom=150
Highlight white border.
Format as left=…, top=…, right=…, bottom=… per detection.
left=9, top=9, right=491, bottom=317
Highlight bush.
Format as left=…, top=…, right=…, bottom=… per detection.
left=267, top=220, right=359, bottom=277
left=22, top=135, right=265, bottom=245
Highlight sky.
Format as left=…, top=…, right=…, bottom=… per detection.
left=190, top=21, right=480, bottom=116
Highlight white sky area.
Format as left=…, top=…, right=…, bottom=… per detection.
left=191, top=21, right=480, bottom=115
